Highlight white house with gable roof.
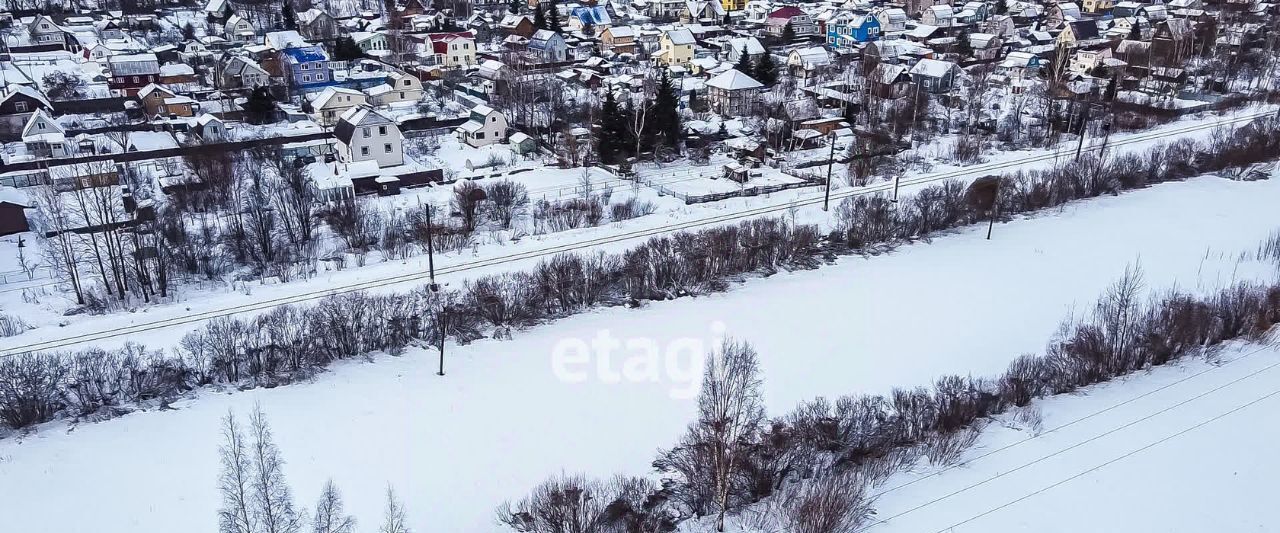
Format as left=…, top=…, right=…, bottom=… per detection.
left=455, top=104, right=508, bottom=147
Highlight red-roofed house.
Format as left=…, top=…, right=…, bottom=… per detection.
left=427, top=32, right=477, bottom=67
left=766, top=7, right=818, bottom=38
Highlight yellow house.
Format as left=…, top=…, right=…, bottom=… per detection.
left=654, top=28, right=695, bottom=66
left=721, top=0, right=747, bottom=11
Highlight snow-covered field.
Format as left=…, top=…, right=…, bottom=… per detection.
left=860, top=339, right=1280, bottom=533
left=2, top=173, right=1278, bottom=532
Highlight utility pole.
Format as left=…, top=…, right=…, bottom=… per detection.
left=892, top=174, right=901, bottom=203
left=425, top=202, right=438, bottom=292
left=436, top=305, right=449, bottom=376
left=1075, top=98, right=1092, bottom=160
left=823, top=131, right=836, bottom=211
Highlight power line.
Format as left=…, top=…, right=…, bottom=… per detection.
left=867, top=345, right=1280, bottom=530
left=868, top=340, right=1278, bottom=501
left=0, top=109, right=1269, bottom=356
left=928, top=381, right=1280, bottom=533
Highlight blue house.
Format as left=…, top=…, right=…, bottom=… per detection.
left=281, top=46, right=333, bottom=91
left=826, top=14, right=881, bottom=47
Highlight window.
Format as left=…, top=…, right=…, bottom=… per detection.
left=384, top=143, right=392, bottom=153
left=362, top=127, right=371, bottom=138
left=315, top=73, right=325, bottom=81
left=361, top=146, right=369, bottom=156
left=399, top=92, right=404, bottom=99
left=463, top=43, right=469, bottom=49
left=303, top=74, right=311, bottom=82
left=403, top=79, right=411, bottom=86
left=14, top=101, right=27, bottom=113
left=475, top=132, right=484, bottom=139
left=379, top=126, right=387, bottom=135
left=301, top=63, right=309, bottom=70
left=490, top=117, right=496, bottom=122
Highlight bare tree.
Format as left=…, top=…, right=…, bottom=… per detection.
left=698, top=339, right=766, bottom=532
left=484, top=180, right=529, bottom=229
left=218, top=411, right=256, bottom=533
left=312, top=479, right=357, bottom=533
left=249, top=405, right=303, bottom=533
left=379, top=486, right=411, bottom=533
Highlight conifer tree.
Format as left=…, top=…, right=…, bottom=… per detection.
left=755, top=52, right=778, bottom=85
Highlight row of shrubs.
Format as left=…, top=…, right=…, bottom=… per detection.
left=2, top=116, right=1279, bottom=433
left=500, top=265, right=1280, bottom=533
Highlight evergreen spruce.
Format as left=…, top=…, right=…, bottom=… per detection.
left=734, top=50, right=754, bottom=78
left=597, top=89, right=629, bottom=163
left=509, top=0, right=521, bottom=14
left=652, top=70, right=682, bottom=150
left=755, top=51, right=778, bottom=85
left=547, top=1, right=562, bottom=33
left=781, top=21, right=796, bottom=42
left=534, top=3, right=546, bottom=29
left=282, top=1, right=297, bottom=30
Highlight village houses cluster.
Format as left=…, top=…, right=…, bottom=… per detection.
left=0, top=0, right=1267, bottom=246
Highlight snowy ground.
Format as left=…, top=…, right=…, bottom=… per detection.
left=0, top=104, right=1276, bottom=355
left=860, top=340, right=1280, bottom=533
left=2, top=173, right=1278, bottom=532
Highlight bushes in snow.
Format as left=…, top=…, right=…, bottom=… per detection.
left=503, top=266, right=1280, bottom=532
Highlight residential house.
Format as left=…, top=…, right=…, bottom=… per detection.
left=157, top=64, right=197, bottom=86
left=24, top=15, right=78, bottom=52
left=281, top=46, right=333, bottom=90
left=369, top=70, right=424, bottom=106
left=828, top=14, right=882, bottom=46
left=984, top=14, right=1017, bottom=37
left=528, top=29, right=568, bottom=63
left=498, top=14, right=537, bottom=38
left=0, top=86, right=53, bottom=133
left=21, top=110, right=70, bottom=159
left=787, top=47, right=832, bottom=80
left=870, top=62, right=912, bottom=98
left=908, top=58, right=961, bottom=92
left=1057, top=19, right=1101, bottom=46
left=219, top=56, right=271, bottom=89
left=721, top=0, right=747, bottom=11
left=334, top=106, right=404, bottom=167
left=351, top=31, right=390, bottom=53
left=1046, top=2, right=1082, bottom=27
left=726, top=36, right=765, bottom=63
left=647, top=0, right=688, bottom=19
left=138, top=84, right=197, bottom=118
left=0, top=200, right=31, bottom=236
left=571, top=5, right=612, bottom=33
left=297, top=9, right=339, bottom=41
left=191, top=114, right=227, bottom=142
left=922, top=5, right=954, bottom=27
left=455, top=104, right=508, bottom=147
left=765, top=7, right=818, bottom=38
left=601, top=26, right=639, bottom=54
left=1069, top=47, right=1113, bottom=74
left=968, top=33, right=1004, bottom=61
left=1151, top=19, right=1194, bottom=67
left=107, top=53, right=160, bottom=97
left=705, top=68, right=764, bottom=115
left=681, top=0, right=726, bottom=23
left=311, top=87, right=369, bottom=125
left=224, top=14, right=257, bottom=42
left=874, top=7, right=909, bottom=33
left=1082, top=0, right=1115, bottom=13
left=428, top=32, right=477, bottom=67
left=654, top=28, right=696, bottom=66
